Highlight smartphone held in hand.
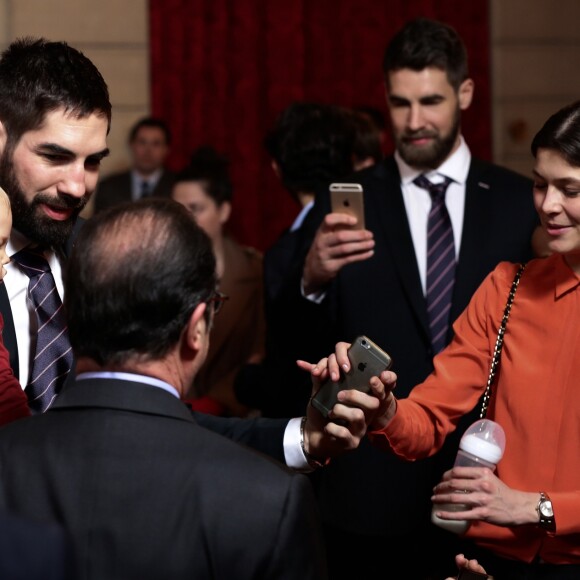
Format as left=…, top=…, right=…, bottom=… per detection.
left=311, top=335, right=392, bottom=417
left=329, top=182, right=365, bottom=229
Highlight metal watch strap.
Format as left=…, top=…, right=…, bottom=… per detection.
left=537, top=491, right=556, bottom=532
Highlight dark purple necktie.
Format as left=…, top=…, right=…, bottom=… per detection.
left=12, top=247, right=73, bottom=413
left=413, top=175, right=456, bottom=354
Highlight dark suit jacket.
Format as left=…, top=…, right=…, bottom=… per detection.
left=235, top=225, right=333, bottom=418
left=0, top=378, right=327, bottom=580
left=93, top=169, right=176, bottom=213
left=0, top=511, right=76, bottom=580
left=291, top=156, right=538, bottom=537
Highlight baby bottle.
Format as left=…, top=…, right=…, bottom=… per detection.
left=431, top=418, right=506, bottom=534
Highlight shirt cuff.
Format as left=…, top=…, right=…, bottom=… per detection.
left=283, top=417, right=313, bottom=472
left=300, top=278, right=326, bottom=304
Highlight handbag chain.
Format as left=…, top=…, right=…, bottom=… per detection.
left=479, top=263, right=527, bottom=419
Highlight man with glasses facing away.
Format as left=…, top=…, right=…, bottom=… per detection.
left=0, top=198, right=387, bottom=579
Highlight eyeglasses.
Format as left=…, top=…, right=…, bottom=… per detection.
left=206, top=291, right=229, bottom=315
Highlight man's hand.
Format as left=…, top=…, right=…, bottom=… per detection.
left=445, top=554, right=489, bottom=579
left=295, top=354, right=388, bottom=461
left=302, top=213, right=374, bottom=294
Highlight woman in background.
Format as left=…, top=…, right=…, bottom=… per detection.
left=172, top=147, right=265, bottom=417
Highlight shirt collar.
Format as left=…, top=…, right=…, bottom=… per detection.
left=131, top=168, right=163, bottom=189
left=396, top=135, right=471, bottom=186
left=7, top=229, right=30, bottom=258
left=76, top=371, right=180, bottom=399
left=553, top=253, right=580, bottom=299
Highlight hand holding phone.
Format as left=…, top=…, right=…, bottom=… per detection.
left=311, top=335, right=392, bottom=417
left=329, top=183, right=365, bottom=229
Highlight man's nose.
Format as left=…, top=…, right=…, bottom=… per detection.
left=59, top=165, right=87, bottom=198
left=407, top=104, right=425, bottom=131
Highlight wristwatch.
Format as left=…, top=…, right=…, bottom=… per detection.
left=536, top=492, right=556, bottom=532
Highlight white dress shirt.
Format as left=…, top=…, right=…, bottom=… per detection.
left=131, top=169, right=163, bottom=201
left=4, top=230, right=66, bottom=388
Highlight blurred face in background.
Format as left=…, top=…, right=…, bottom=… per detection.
left=171, top=180, right=231, bottom=244
left=130, top=126, right=169, bottom=176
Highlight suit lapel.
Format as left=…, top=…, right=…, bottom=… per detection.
left=374, top=159, right=430, bottom=336
left=0, top=284, right=18, bottom=378
left=452, top=158, right=493, bottom=320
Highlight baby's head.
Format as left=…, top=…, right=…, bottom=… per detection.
left=0, top=188, right=12, bottom=280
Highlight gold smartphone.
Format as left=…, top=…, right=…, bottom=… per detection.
left=311, top=335, right=392, bottom=418
left=330, top=183, right=365, bottom=229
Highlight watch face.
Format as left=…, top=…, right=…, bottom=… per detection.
left=540, top=500, right=554, bottom=518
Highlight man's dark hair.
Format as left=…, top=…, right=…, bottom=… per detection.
left=174, top=146, right=232, bottom=205
left=65, top=198, right=217, bottom=366
left=353, top=105, right=386, bottom=132
left=348, top=110, right=384, bottom=165
left=0, top=37, right=111, bottom=153
left=129, top=116, right=172, bottom=145
left=382, top=18, right=468, bottom=91
left=264, top=102, right=355, bottom=196
left=531, top=100, right=580, bottom=167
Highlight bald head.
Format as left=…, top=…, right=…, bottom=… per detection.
left=65, top=198, right=216, bottom=366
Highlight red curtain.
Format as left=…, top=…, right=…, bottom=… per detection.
left=150, top=0, right=490, bottom=252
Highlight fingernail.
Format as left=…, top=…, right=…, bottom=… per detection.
left=342, top=364, right=349, bottom=372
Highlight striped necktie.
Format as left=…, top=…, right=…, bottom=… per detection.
left=413, top=174, right=455, bottom=354
left=11, top=247, right=73, bottom=413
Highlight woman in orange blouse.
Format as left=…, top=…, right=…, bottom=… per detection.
left=328, top=101, right=580, bottom=578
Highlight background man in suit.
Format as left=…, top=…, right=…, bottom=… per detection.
left=235, top=101, right=357, bottom=417
left=0, top=199, right=337, bottom=579
left=0, top=37, right=111, bottom=413
left=92, top=116, right=175, bottom=213
left=295, top=18, right=539, bottom=578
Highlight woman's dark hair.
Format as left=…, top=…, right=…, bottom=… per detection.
left=65, top=198, right=216, bottom=366
left=531, top=100, right=580, bottom=166
left=174, top=146, right=232, bottom=205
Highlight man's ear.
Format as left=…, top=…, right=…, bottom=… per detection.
left=0, top=120, right=8, bottom=155
left=185, top=302, right=209, bottom=352
left=271, top=160, right=281, bottom=179
left=218, top=201, right=232, bottom=226
left=458, top=78, right=474, bottom=111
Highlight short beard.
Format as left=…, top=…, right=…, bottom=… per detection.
left=0, top=151, right=87, bottom=249
left=396, top=106, right=461, bottom=170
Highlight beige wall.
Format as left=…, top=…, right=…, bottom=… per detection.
left=1, top=1, right=580, bottom=186
left=491, top=0, right=580, bottom=177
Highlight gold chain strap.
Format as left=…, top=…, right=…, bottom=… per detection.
left=479, top=263, right=527, bottom=419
